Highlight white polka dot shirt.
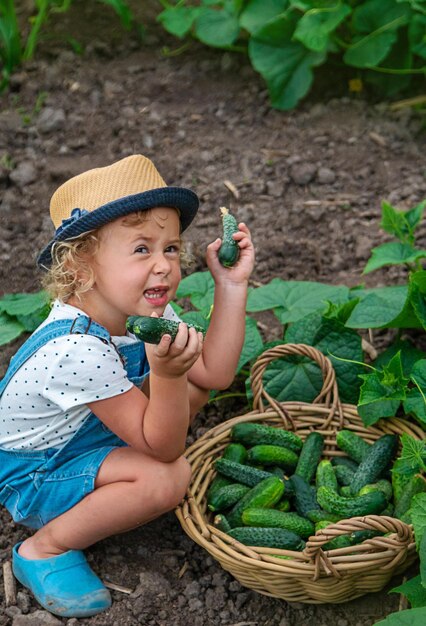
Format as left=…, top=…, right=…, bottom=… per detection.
left=0, top=300, right=180, bottom=450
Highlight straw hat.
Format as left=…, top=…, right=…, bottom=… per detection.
left=37, top=154, right=199, bottom=268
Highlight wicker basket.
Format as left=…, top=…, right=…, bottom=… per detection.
left=176, top=344, right=425, bottom=604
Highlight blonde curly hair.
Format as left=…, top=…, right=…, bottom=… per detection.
left=42, top=210, right=193, bottom=303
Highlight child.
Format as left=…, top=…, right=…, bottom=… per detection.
left=0, top=155, right=254, bottom=618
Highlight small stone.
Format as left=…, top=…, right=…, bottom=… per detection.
left=12, top=610, right=62, bottom=626
left=37, top=108, right=66, bottom=134
left=290, top=163, right=317, bottom=185
left=317, top=167, right=336, bottom=184
left=9, top=161, right=37, bottom=187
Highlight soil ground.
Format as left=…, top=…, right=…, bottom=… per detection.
left=0, top=2, right=426, bottom=625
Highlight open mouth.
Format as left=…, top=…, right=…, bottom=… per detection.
left=144, top=287, right=168, bottom=303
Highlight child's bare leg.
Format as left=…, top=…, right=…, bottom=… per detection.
left=18, top=447, right=191, bottom=559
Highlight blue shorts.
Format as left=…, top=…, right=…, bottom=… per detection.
left=0, top=443, right=118, bottom=529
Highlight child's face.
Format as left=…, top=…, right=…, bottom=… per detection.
left=83, top=207, right=182, bottom=329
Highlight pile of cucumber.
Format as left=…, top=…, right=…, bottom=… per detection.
left=207, top=423, right=425, bottom=552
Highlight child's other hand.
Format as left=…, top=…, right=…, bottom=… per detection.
left=206, top=222, right=255, bottom=285
left=145, top=314, right=203, bottom=379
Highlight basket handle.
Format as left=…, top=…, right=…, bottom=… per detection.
left=303, top=515, right=414, bottom=581
left=250, top=343, right=342, bottom=430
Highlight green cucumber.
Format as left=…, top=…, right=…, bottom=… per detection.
left=214, top=458, right=274, bottom=488
left=316, top=460, right=339, bottom=492
left=228, top=527, right=305, bottom=551
left=349, top=529, right=382, bottom=545
left=208, top=443, right=248, bottom=498
left=276, top=498, right=291, bottom=512
left=247, top=445, right=299, bottom=472
left=227, top=476, right=284, bottom=528
left=213, top=514, right=232, bottom=533
left=331, top=456, right=359, bottom=472
left=242, top=509, right=315, bottom=539
left=126, top=315, right=205, bottom=344
left=231, top=422, right=303, bottom=453
left=333, top=464, right=356, bottom=487
left=358, top=479, right=393, bottom=501
left=208, top=483, right=251, bottom=512
left=394, top=474, right=426, bottom=520
left=336, top=430, right=371, bottom=464
left=317, top=486, right=388, bottom=518
left=218, top=207, right=240, bottom=267
left=294, top=432, right=325, bottom=483
left=290, top=474, right=321, bottom=519
left=349, top=434, right=399, bottom=495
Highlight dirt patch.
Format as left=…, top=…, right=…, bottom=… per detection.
left=1, top=2, right=426, bottom=625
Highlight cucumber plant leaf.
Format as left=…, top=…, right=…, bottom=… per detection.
left=391, top=575, right=426, bottom=608
left=357, top=352, right=408, bottom=425
left=195, top=7, right=240, bottom=47
left=392, top=434, right=426, bottom=482
left=157, top=6, right=200, bottom=38
left=0, top=313, right=24, bottom=345
left=0, top=290, right=49, bottom=316
left=176, top=271, right=215, bottom=314
left=247, top=278, right=350, bottom=322
left=239, top=0, right=289, bottom=34
left=374, top=606, right=426, bottom=625
left=248, top=14, right=326, bottom=110
left=343, top=0, right=411, bottom=68
left=237, top=316, right=264, bottom=373
left=363, top=242, right=426, bottom=274
left=285, top=312, right=363, bottom=403
left=380, top=200, right=425, bottom=245
left=294, top=3, right=352, bottom=53
left=345, top=286, right=414, bottom=329
left=375, top=339, right=426, bottom=376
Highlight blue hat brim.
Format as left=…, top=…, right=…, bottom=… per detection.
left=37, top=186, right=199, bottom=269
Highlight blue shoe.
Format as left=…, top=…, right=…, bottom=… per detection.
left=12, top=542, right=111, bottom=618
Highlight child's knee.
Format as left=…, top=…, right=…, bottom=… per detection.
left=161, top=456, right=191, bottom=509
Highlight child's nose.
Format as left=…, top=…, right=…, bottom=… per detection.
left=153, top=254, right=171, bottom=274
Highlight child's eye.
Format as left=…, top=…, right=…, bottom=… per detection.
left=135, top=245, right=149, bottom=254
left=166, top=245, right=180, bottom=254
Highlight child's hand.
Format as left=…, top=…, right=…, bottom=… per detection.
left=145, top=315, right=203, bottom=379
left=206, top=222, right=255, bottom=285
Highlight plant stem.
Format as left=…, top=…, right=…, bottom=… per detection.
left=208, top=392, right=247, bottom=403
left=23, top=0, right=50, bottom=61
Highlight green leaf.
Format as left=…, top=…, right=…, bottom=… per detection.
left=180, top=310, right=210, bottom=332
left=375, top=607, right=426, bottom=625
left=420, top=530, right=426, bottom=589
left=393, top=433, right=426, bottom=477
left=247, top=348, right=324, bottom=403
left=0, top=290, right=49, bottom=316
left=404, top=360, right=426, bottom=426
left=294, top=3, right=352, bottom=52
left=343, top=0, right=410, bottom=68
left=240, top=0, right=289, bottom=34
left=157, top=6, right=200, bottom=38
left=380, top=199, right=425, bottom=244
left=195, top=7, right=240, bottom=47
left=391, top=575, right=426, bottom=608
left=323, top=298, right=360, bottom=325
left=0, top=313, right=24, bottom=345
left=249, top=14, right=326, bottom=109
left=237, top=316, right=264, bottom=373
left=409, top=271, right=426, bottom=331
left=363, top=242, right=426, bottom=274
left=16, top=304, right=50, bottom=332
left=375, top=339, right=426, bottom=376
left=176, top=271, right=215, bottom=314
left=357, top=368, right=404, bottom=426
left=247, top=279, right=350, bottom=322
left=409, top=14, right=426, bottom=59
left=285, top=312, right=364, bottom=403
left=345, top=286, right=412, bottom=329
left=408, top=492, right=426, bottom=549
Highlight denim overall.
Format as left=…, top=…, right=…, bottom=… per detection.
left=0, top=316, right=149, bottom=530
